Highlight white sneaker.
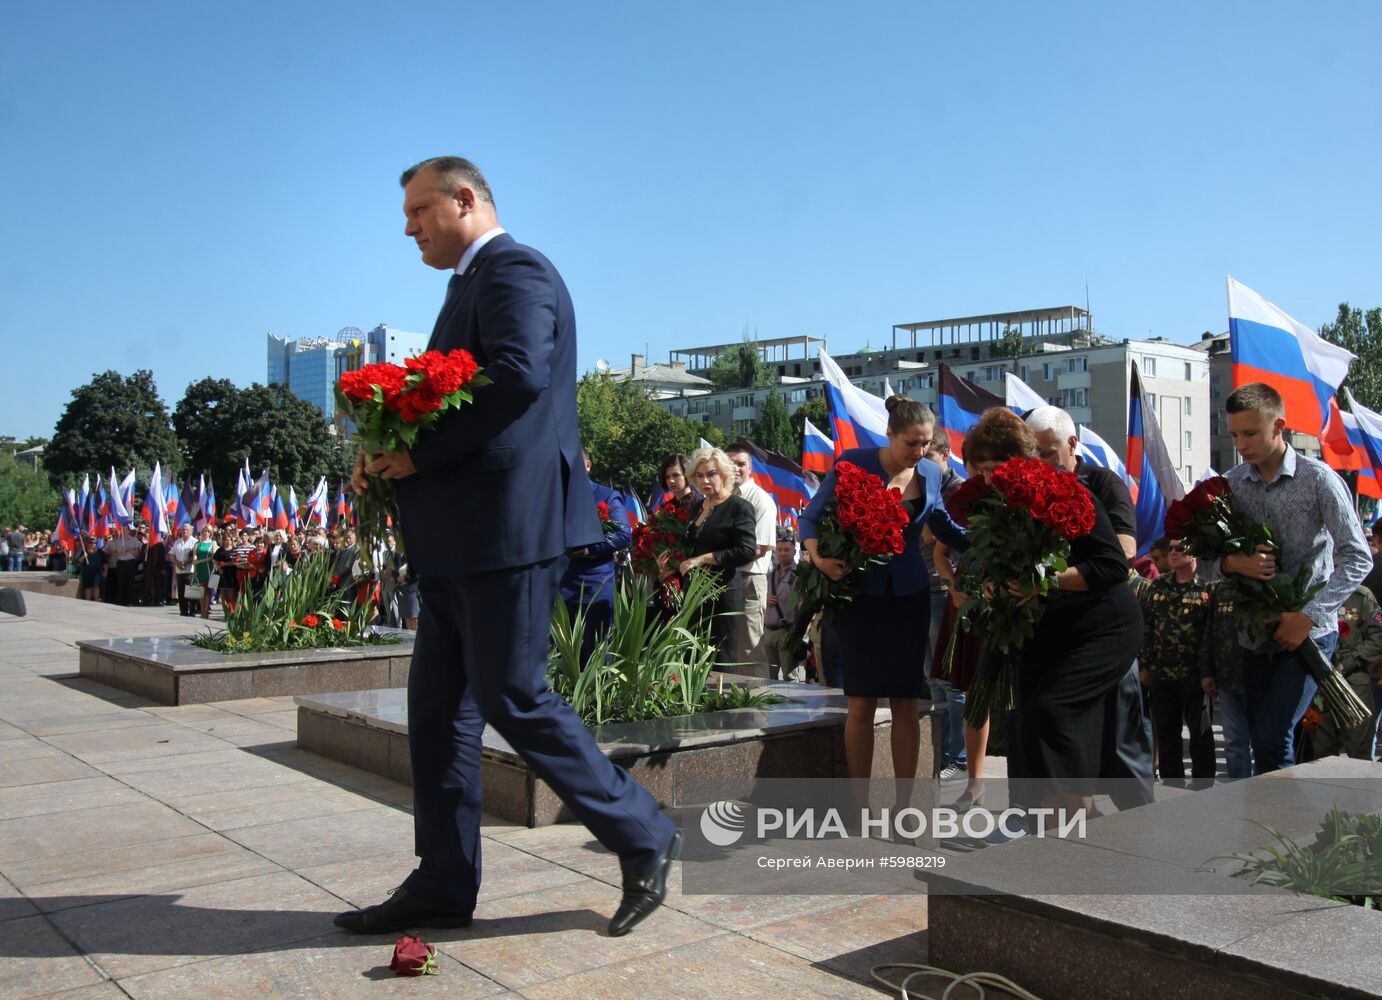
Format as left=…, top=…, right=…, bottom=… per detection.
left=938, top=762, right=966, bottom=783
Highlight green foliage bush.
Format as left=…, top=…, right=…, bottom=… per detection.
left=549, top=571, right=784, bottom=726
left=190, top=553, right=399, bottom=654
left=1215, top=807, right=1382, bottom=908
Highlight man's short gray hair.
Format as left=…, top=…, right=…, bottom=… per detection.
left=1025, top=405, right=1077, bottom=442
left=399, top=156, right=495, bottom=207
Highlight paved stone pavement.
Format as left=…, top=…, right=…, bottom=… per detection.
left=0, top=589, right=926, bottom=999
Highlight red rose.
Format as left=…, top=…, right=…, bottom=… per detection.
left=597, top=501, right=611, bottom=522
left=1201, top=476, right=1231, bottom=501
left=331, top=618, right=345, bottom=630
left=390, top=935, right=438, bottom=976
left=302, top=614, right=320, bottom=627
left=1164, top=499, right=1192, bottom=540
left=1339, top=619, right=1352, bottom=640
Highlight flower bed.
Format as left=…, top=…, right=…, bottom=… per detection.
left=190, top=555, right=400, bottom=655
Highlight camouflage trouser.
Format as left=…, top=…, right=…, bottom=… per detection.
left=1305, top=671, right=1380, bottom=761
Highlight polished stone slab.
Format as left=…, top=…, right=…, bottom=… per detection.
left=926, top=759, right=1382, bottom=1000
left=296, top=676, right=943, bottom=826
left=76, top=631, right=414, bottom=705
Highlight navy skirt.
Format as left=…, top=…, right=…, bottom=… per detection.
left=832, top=590, right=930, bottom=698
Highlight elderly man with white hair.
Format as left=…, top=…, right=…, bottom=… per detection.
left=1024, top=404, right=1153, bottom=809
left=1025, top=406, right=1137, bottom=561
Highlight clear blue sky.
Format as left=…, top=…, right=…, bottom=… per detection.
left=3, top=1, right=1379, bottom=439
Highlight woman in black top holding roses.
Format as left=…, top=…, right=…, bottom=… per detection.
left=962, top=408, right=1144, bottom=813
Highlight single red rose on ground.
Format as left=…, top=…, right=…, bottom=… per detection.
left=390, top=935, right=438, bottom=976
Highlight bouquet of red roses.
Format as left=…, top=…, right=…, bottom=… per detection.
left=335, top=349, right=488, bottom=573
left=945, top=457, right=1096, bottom=725
left=597, top=501, right=621, bottom=536
left=1164, top=476, right=1369, bottom=728
left=630, top=496, right=692, bottom=610
left=791, top=461, right=911, bottom=614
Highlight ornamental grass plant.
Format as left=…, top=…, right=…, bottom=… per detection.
left=549, top=570, right=783, bottom=726
left=191, top=551, right=399, bottom=654
left=1213, top=807, right=1382, bottom=909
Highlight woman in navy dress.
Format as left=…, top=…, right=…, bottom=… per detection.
left=799, top=397, right=967, bottom=782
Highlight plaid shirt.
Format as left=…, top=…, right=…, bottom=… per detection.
left=1224, top=445, right=1370, bottom=645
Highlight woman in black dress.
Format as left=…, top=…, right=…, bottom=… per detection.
left=662, top=447, right=757, bottom=669
left=963, top=408, right=1143, bottom=813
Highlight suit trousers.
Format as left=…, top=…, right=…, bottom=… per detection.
left=403, top=558, right=673, bottom=910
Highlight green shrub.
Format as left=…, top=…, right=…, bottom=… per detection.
left=190, top=552, right=399, bottom=654
left=1213, top=807, right=1382, bottom=908
left=549, top=570, right=785, bottom=726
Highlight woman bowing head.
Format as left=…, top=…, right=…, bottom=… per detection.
left=799, top=396, right=968, bottom=785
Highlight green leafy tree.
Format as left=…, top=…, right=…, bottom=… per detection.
left=173, top=379, right=344, bottom=499
left=989, top=325, right=1025, bottom=360
left=788, top=396, right=829, bottom=462
left=45, top=370, right=180, bottom=490
left=752, top=388, right=795, bottom=457
left=0, top=449, right=61, bottom=530
left=577, top=374, right=721, bottom=495
left=174, top=377, right=241, bottom=496
left=1321, top=304, right=1382, bottom=411
left=707, top=341, right=774, bottom=391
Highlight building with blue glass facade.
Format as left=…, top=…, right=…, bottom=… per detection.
left=267, top=324, right=427, bottom=427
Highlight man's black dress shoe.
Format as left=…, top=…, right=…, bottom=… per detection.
left=333, top=887, right=473, bottom=934
left=608, top=830, right=682, bottom=937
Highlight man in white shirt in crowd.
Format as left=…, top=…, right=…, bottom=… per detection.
left=169, top=523, right=199, bottom=616
left=110, top=526, right=141, bottom=605
left=725, top=441, right=776, bottom=677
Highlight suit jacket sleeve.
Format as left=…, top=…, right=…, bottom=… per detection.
left=409, top=251, right=557, bottom=475
left=583, top=492, right=631, bottom=561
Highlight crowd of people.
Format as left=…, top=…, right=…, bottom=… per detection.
left=18, top=393, right=1379, bottom=801
left=33, top=520, right=420, bottom=629
left=1, top=524, right=63, bottom=573
left=566, top=385, right=1379, bottom=813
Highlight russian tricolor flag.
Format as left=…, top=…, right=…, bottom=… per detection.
left=820, top=348, right=888, bottom=454
left=1004, top=371, right=1047, bottom=414
left=622, top=489, right=647, bottom=529
left=1127, top=361, right=1185, bottom=555
left=1343, top=390, right=1382, bottom=500
left=1228, top=277, right=1355, bottom=457
left=142, top=463, right=169, bottom=545
left=1077, top=424, right=1137, bottom=501
left=801, top=417, right=834, bottom=476
left=938, top=363, right=1005, bottom=476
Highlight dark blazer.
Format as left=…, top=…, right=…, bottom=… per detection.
left=685, top=494, right=758, bottom=590
left=560, top=482, right=631, bottom=605
left=799, top=446, right=966, bottom=597
left=399, top=233, right=601, bottom=576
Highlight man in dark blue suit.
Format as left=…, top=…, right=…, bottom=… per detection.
left=336, top=156, right=678, bottom=937
left=560, top=450, right=632, bottom=664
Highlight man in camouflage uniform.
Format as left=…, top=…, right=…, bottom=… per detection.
left=1304, top=584, right=1382, bottom=760
left=1139, top=541, right=1216, bottom=786
left=1200, top=582, right=1251, bottom=779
